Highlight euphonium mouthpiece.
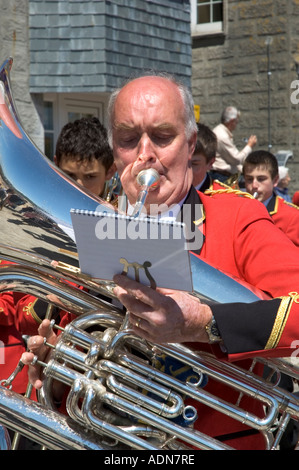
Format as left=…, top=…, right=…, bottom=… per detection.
left=136, top=168, right=160, bottom=188
left=132, top=168, right=160, bottom=218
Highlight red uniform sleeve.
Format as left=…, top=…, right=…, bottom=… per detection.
left=0, top=292, right=16, bottom=326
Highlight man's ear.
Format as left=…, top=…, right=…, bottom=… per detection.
left=53, top=155, right=58, bottom=165
left=105, top=162, right=117, bottom=180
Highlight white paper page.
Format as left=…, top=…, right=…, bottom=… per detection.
left=71, top=210, right=193, bottom=291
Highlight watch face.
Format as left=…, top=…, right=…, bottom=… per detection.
left=205, top=317, right=221, bottom=343
left=209, top=319, right=221, bottom=342
left=211, top=322, right=220, bottom=337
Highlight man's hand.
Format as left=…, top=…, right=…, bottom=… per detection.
left=21, top=319, right=57, bottom=389
left=248, top=135, right=257, bottom=148
left=113, top=274, right=212, bottom=344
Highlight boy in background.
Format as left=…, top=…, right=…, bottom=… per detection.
left=54, top=116, right=116, bottom=200
left=192, top=123, right=238, bottom=193
left=243, top=150, right=299, bottom=247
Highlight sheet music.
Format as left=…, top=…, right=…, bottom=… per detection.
left=71, top=209, right=193, bottom=291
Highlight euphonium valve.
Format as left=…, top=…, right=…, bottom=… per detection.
left=131, top=168, right=160, bottom=217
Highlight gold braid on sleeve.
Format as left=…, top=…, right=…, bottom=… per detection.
left=265, top=292, right=299, bottom=350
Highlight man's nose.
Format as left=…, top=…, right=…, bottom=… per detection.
left=137, top=134, right=155, bottom=157
left=136, top=152, right=156, bottom=165
left=135, top=136, right=157, bottom=165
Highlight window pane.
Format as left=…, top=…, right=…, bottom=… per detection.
left=45, top=132, right=54, bottom=160
left=67, top=111, right=94, bottom=122
left=43, top=101, right=54, bottom=159
left=191, top=0, right=224, bottom=34
left=43, top=101, right=53, bottom=130
left=213, top=4, right=223, bottom=22
left=198, top=5, right=210, bottom=24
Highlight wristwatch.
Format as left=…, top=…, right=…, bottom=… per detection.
left=205, top=315, right=222, bottom=343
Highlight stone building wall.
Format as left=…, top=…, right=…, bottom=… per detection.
left=0, top=0, right=44, bottom=151
left=29, top=0, right=191, bottom=92
left=191, top=0, right=299, bottom=197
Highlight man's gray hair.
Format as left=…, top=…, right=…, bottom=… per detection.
left=278, top=166, right=289, bottom=181
left=221, top=106, right=240, bottom=124
left=107, top=72, right=197, bottom=147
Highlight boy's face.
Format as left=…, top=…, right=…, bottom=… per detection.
left=191, top=152, right=215, bottom=188
left=243, top=164, right=279, bottom=202
left=55, top=154, right=115, bottom=198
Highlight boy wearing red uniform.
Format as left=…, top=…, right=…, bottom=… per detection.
left=243, top=150, right=299, bottom=246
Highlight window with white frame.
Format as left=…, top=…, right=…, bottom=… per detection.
left=191, top=0, right=224, bottom=36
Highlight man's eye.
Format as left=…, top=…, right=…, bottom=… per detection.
left=119, top=135, right=138, bottom=146
left=152, top=134, right=173, bottom=145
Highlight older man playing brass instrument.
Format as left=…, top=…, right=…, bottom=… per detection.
left=22, top=73, right=299, bottom=450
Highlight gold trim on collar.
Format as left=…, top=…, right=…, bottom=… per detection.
left=204, top=188, right=254, bottom=199
left=193, top=206, right=205, bottom=226
left=208, top=179, right=230, bottom=190
left=268, top=195, right=279, bottom=216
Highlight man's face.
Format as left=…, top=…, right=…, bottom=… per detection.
left=230, top=118, right=238, bottom=131
left=243, top=164, right=278, bottom=202
left=192, top=152, right=215, bottom=188
left=112, top=76, right=196, bottom=213
left=56, top=155, right=114, bottom=198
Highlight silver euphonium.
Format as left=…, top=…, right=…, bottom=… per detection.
left=0, top=57, right=299, bottom=451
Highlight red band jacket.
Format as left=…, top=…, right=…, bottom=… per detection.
left=266, top=192, right=299, bottom=247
